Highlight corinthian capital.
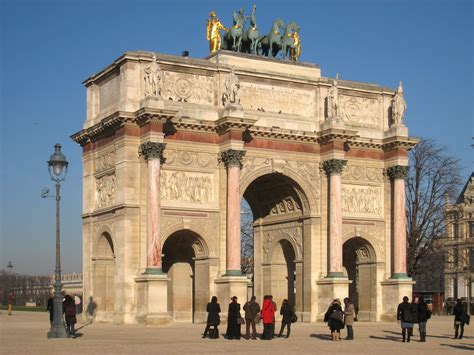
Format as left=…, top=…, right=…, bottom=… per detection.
left=387, top=165, right=409, bottom=180
left=218, top=149, right=246, bottom=169
left=139, top=142, right=166, bottom=164
left=322, top=159, right=347, bottom=176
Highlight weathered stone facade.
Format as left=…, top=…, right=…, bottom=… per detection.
left=71, top=50, right=418, bottom=324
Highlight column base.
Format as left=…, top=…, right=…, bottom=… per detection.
left=390, top=272, right=411, bottom=280
left=214, top=275, right=249, bottom=322
left=380, top=278, right=415, bottom=321
left=135, top=274, right=171, bottom=326
left=316, top=278, right=352, bottom=321
left=143, top=267, right=165, bottom=275
left=224, top=270, right=243, bottom=276
left=325, top=272, right=346, bottom=279
left=47, top=323, right=69, bottom=338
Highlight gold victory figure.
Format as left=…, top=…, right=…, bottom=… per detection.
left=206, top=11, right=227, bottom=54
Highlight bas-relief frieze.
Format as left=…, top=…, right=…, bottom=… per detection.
left=163, top=149, right=216, bottom=169
left=239, top=82, right=314, bottom=116
left=342, top=184, right=383, bottom=216
left=342, top=165, right=384, bottom=183
left=94, top=151, right=115, bottom=174
left=95, top=174, right=116, bottom=209
left=160, top=170, right=215, bottom=205
left=339, top=95, right=379, bottom=126
left=161, top=72, right=215, bottom=105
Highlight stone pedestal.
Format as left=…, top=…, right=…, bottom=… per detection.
left=380, top=278, right=415, bottom=321
left=214, top=276, right=249, bottom=322
left=135, top=274, right=171, bottom=325
left=316, top=278, right=351, bottom=321
left=384, top=124, right=408, bottom=138
left=321, top=116, right=345, bottom=130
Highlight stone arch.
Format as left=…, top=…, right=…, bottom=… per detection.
left=267, top=233, right=301, bottom=262
left=240, top=164, right=318, bottom=216
left=93, top=224, right=116, bottom=258
left=161, top=223, right=211, bottom=258
left=343, top=236, right=378, bottom=321
left=342, top=228, right=383, bottom=263
left=92, top=230, right=116, bottom=322
left=162, top=229, right=211, bottom=323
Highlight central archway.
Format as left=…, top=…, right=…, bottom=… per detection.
left=242, top=172, right=308, bottom=314
left=162, top=230, right=209, bottom=323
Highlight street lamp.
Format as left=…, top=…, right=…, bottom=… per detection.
left=7, top=261, right=13, bottom=291
left=46, top=144, right=69, bottom=338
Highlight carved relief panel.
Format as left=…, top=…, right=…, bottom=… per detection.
left=342, top=184, right=383, bottom=217
left=339, top=94, right=379, bottom=127
left=94, top=150, right=115, bottom=174
left=161, top=72, right=215, bottom=105
left=95, top=174, right=116, bottom=209
left=163, top=149, right=216, bottom=169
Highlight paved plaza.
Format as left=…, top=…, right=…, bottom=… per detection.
left=0, top=311, right=472, bottom=354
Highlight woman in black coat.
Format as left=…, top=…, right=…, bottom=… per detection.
left=416, top=296, right=431, bottom=342
left=203, top=296, right=221, bottom=338
left=453, top=298, right=468, bottom=339
left=63, top=295, right=77, bottom=338
left=324, top=299, right=344, bottom=341
left=278, top=299, right=294, bottom=338
left=226, top=296, right=242, bottom=340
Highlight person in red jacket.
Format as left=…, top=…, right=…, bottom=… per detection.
left=260, top=295, right=275, bottom=340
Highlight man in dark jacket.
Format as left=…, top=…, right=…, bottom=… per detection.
left=243, top=296, right=260, bottom=340
left=397, top=296, right=417, bottom=342
left=453, top=298, right=468, bottom=339
left=203, top=296, right=221, bottom=338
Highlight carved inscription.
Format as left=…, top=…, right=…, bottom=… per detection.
left=342, top=184, right=383, bottom=216
left=161, top=170, right=215, bottom=204
left=240, top=83, right=314, bottom=116
left=340, top=95, right=379, bottom=126
left=95, top=174, right=116, bottom=209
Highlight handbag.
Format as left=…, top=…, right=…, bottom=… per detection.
left=330, top=310, right=344, bottom=322
left=237, top=316, right=245, bottom=325
left=290, top=313, right=298, bottom=323
left=460, top=313, right=470, bottom=325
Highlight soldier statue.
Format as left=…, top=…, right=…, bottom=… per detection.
left=391, top=81, right=407, bottom=125
left=327, top=77, right=339, bottom=118
left=207, top=11, right=228, bottom=54
left=144, top=54, right=161, bottom=97
left=222, top=68, right=240, bottom=106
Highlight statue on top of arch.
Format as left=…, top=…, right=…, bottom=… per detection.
left=205, top=6, right=302, bottom=62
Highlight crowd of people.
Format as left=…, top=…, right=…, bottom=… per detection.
left=202, top=295, right=471, bottom=342
left=46, top=293, right=82, bottom=338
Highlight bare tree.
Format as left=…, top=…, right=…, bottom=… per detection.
left=241, top=200, right=254, bottom=275
left=406, top=138, right=462, bottom=276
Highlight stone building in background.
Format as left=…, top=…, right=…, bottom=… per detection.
left=443, top=173, right=474, bottom=311
left=71, top=50, right=418, bottom=325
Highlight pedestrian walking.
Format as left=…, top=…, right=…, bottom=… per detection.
left=397, top=296, right=417, bottom=342
left=416, top=296, right=431, bottom=342
left=277, top=299, right=294, bottom=338
left=343, top=297, right=355, bottom=340
left=7, top=290, right=15, bottom=316
left=453, top=298, right=470, bottom=339
left=74, top=294, right=82, bottom=314
left=63, top=295, right=77, bottom=338
left=46, top=296, right=54, bottom=324
left=324, top=299, right=344, bottom=341
left=202, top=296, right=221, bottom=339
left=225, top=296, right=242, bottom=340
left=243, top=296, right=260, bottom=340
left=260, top=295, right=275, bottom=340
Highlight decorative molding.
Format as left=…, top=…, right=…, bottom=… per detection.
left=322, top=159, right=347, bottom=176
left=339, top=95, right=379, bottom=126
left=139, top=142, right=166, bottom=163
left=218, top=149, right=246, bottom=168
left=342, top=165, right=384, bottom=182
left=386, top=165, right=409, bottom=180
left=162, top=72, right=215, bottom=104
left=163, top=149, right=215, bottom=169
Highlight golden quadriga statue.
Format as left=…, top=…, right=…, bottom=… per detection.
left=206, top=11, right=227, bottom=54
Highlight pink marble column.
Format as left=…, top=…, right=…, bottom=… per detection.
left=323, top=159, right=347, bottom=278
left=388, top=166, right=409, bottom=278
left=219, top=149, right=246, bottom=276
left=139, top=142, right=166, bottom=274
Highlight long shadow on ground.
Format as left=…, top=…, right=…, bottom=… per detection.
left=310, top=334, right=332, bottom=341
left=369, top=335, right=400, bottom=342
left=440, top=343, right=474, bottom=351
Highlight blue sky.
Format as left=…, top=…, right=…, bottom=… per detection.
left=1, top=0, right=472, bottom=275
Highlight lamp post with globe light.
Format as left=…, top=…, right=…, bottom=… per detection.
left=46, top=144, right=69, bottom=338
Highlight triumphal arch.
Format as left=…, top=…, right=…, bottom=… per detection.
left=71, top=11, right=418, bottom=325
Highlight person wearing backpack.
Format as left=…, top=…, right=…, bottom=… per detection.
left=277, top=299, right=294, bottom=338
left=63, top=295, right=77, bottom=338
left=416, top=296, right=431, bottom=342
left=397, top=296, right=417, bottom=342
